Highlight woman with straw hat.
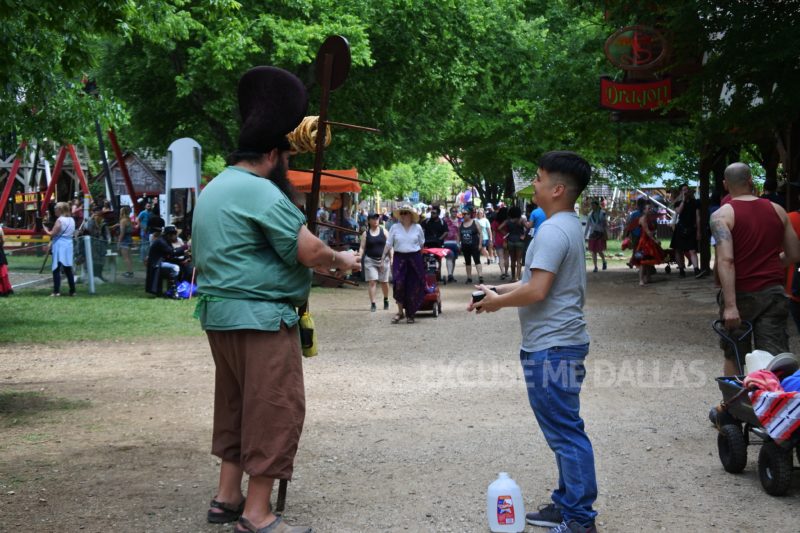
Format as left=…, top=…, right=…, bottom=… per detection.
left=380, top=204, right=425, bottom=323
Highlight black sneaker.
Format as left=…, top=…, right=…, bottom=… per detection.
left=526, top=503, right=563, bottom=527
left=695, top=268, right=708, bottom=279
left=478, top=277, right=484, bottom=284
left=548, top=520, right=597, bottom=533
left=383, top=299, right=389, bottom=310
left=465, top=278, right=473, bottom=284
left=602, top=261, right=607, bottom=271
left=447, top=275, right=456, bottom=283
left=370, top=302, right=377, bottom=312
left=679, top=268, right=686, bottom=278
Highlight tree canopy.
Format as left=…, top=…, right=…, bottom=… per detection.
left=3, top=0, right=798, bottom=203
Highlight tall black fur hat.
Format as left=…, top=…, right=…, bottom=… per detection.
left=237, top=66, right=309, bottom=154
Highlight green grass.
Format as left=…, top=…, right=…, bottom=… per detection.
left=6, top=253, right=51, bottom=273
left=0, top=390, right=90, bottom=427
left=1, top=282, right=203, bottom=343
left=1, top=283, right=342, bottom=344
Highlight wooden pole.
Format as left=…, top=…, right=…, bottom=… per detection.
left=698, top=149, right=711, bottom=271
left=307, top=52, right=334, bottom=235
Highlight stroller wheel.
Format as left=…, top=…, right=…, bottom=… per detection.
left=717, top=424, right=747, bottom=474
left=432, top=304, right=439, bottom=318
left=759, top=441, right=793, bottom=496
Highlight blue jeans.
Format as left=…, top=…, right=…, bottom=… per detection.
left=139, top=231, right=150, bottom=261
left=520, top=344, right=597, bottom=526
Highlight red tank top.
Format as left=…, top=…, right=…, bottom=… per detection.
left=730, top=198, right=784, bottom=292
left=785, top=211, right=800, bottom=301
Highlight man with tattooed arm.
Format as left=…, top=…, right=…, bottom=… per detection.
left=710, top=162, right=800, bottom=377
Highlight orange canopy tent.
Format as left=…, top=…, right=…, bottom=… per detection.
left=287, top=169, right=361, bottom=193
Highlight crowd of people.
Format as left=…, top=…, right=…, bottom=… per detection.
left=344, top=200, right=555, bottom=318
left=7, top=194, right=195, bottom=297
left=7, top=60, right=800, bottom=533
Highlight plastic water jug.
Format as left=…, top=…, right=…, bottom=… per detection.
left=487, top=472, right=525, bottom=532
left=745, top=349, right=774, bottom=374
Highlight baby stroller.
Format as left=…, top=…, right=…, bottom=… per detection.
left=418, top=248, right=447, bottom=317
left=711, top=320, right=800, bottom=495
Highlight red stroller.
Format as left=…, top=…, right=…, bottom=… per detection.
left=419, top=248, right=448, bottom=317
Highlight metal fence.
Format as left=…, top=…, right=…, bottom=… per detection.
left=5, top=236, right=148, bottom=294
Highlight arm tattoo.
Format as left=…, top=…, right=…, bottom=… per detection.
left=710, top=217, right=732, bottom=242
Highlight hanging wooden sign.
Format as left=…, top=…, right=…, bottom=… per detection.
left=605, top=25, right=669, bottom=71
left=600, top=77, right=671, bottom=111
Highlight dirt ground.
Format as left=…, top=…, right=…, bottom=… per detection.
left=2, top=261, right=800, bottom=533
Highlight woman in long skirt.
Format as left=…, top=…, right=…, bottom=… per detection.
left=381, top=204, right=425, bottom=324
left=631, top=202, right=665, bottom=286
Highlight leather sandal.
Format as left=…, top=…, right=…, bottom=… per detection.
left=235, top=515, right=312, bottom=533
left=390, top=312, right=404, bottom=324
left=207, top=497, right=245, bottom=524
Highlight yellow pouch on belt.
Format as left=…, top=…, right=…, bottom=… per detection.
left=299, top=311, right=318, bottom=357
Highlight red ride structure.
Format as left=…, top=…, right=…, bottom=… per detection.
left=0, top=130, right=139, bottom=236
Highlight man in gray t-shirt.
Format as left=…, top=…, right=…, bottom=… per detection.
left=470, top=151, right=598, bottom=533
left=519, top=211, right=589, bottom=351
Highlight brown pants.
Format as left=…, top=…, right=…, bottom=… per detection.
left=207, top=325, right=305, bottom=479
left=718, top=285, right=789, bottom=366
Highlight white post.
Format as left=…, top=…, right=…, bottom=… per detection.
left=165, top=150, right=173, bottom=225
left=82, top=196, right=90, bottom=228
left=83, top=235, right=95, bottom=294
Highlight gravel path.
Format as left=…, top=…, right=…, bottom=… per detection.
left=1, top=262, right=799, bottom=532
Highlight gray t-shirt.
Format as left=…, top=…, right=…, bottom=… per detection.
left=518, top=211, right=589, bottom=351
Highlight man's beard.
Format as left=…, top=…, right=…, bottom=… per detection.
left=267, top=154, right=297, bottom=200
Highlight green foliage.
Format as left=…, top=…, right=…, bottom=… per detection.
left=98, top=0, right=374, bottom=157
left=7, top=0, right=795, bottom=200
left=602, top=1, right=800, bottom=182
left=202, top=154, right=227, bottom=177
left=362, top=158, right=458, bottom=202
left=0, top=1, right=130, bottom=144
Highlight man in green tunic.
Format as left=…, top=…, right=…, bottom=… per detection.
left=192, top=66, right=360, bottom=533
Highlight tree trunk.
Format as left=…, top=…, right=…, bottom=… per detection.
left=698, top=145, right=713, bottom=271
left=503, top=168, right=515, bottom=200
left=699, top=145, right=740, bottom=271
